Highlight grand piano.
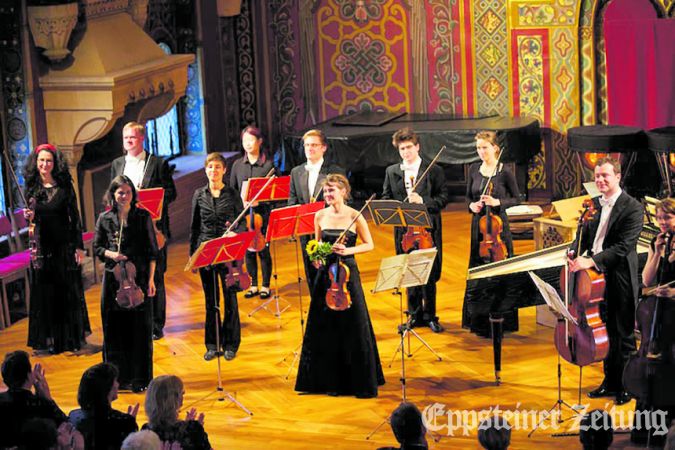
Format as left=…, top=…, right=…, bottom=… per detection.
left=281, top=112, right=541, bottom=196
left=463, top=219, right=656, bottom=383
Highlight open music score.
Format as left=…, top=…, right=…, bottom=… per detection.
left=136, top=187, right=164, bottom=220
left=184, top=231, right=255, bottom=271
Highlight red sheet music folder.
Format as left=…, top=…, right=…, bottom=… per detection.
left=245, top=176, right=291, bottom=202
left=265, top=202, right=323, bottom=242
left=185, top=231, right=255, bottom=271
left=136, top=188, right=164, bottom=220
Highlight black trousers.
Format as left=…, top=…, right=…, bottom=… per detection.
left=152, top=246, right=167, bottom=334
left=407, top=282, right=438, bottom=324
left=604, top=306, right=636, bottom=390
left=245, top=245, right=272, bottom=288
left=199, top=266, right=241, bottom=353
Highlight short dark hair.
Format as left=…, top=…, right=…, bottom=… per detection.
left=105, top=175, right=137, bottom=211
left=20, top=418, right=58, bottom=449
left=392, top=127, right=419, bottom=148
left=77, top=363, right=119, bottom=412
left=478, top=415, right=511, bottom=450
left=580, top=409, right=613, bottom=450
left=1, top=350, right=31, bottom=389
left=390, top=402, right=425, bottom=444
left=205, top=152, right=227, bottom=168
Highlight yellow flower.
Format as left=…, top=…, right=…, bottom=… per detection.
left=306, top=239, right=319, bottom=255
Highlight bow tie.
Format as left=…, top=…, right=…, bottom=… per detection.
left=599, top=197, right=614, bottom=208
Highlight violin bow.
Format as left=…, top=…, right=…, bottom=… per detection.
left=402, top=145, right=446, bottom=203
left=644, top=279, right=675, bottom=296
left=479, top=146, right=504, bottom=199
left=334, top=194, right=376, bottom=245
left=224, top=168, right=276, bottom=236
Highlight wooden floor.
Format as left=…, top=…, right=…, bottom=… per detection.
left=0, top=207, right=649, bottom=449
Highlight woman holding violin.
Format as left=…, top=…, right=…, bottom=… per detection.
left=295, top=174, right=385, bottom=398
left=229, top=126, right=275, bottom=300
left=382, top=128, right=448, bottom=333
left=463, top=131, right=520, bottom=337
left=624, top=197, right=675, bottom=445
left=190, top=152, right=246, bottom=362
left=24, top=143, right=90, bottom=354
left=94, top=175, right=158, bottom=392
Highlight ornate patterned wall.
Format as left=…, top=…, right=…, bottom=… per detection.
left=247, top=0, right=661, bottom=198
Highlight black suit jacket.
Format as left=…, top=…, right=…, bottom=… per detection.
left=111, top=152, right=177, bottom=236
left=381, top=160, right=448, bottom=280
left=572, top=191, right=643, bottom=336
left=288, top=161, right=346, bottom=205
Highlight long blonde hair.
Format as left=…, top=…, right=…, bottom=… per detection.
left=145, top=375, right=183, bottom=428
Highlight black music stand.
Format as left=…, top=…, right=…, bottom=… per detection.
left=368, top=201, right=441, bottom=362
left=366, top=248, right=441, bottom=442
left=527, top=271, right=584, bottom=437
left=267, top=202, right=324, bottom=379
left=185, top=232, right=256, bottom=416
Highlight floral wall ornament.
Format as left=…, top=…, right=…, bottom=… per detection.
left=27, top=2, right=78, bottom=62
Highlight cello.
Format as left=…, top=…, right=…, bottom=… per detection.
left=325, top=194, right=376, bottom=311
left=554, top=199, right=609, bottom=367
left=623, top=231, right=675, bottom=408
left=400, top=146, right=445, bottom=253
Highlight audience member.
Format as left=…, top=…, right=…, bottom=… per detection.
left=121, top=429, right=163, bottom=450
left=0, top=350, right=67, bottom=448
left=477, top=415, right=511, bottom=450
left=378, top=402, right=428, bottom=450
left=579, top=409, right=613, bottom=450
left=143, top=375, right=211, bottom=449
left=19, top=419, right=84, bottom=450
left=68, top=362, right=139, bottom=449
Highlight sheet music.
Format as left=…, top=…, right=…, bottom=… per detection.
left=400, top=248, right=437, bottom=288
left=528, top=271, right=577, bottom=325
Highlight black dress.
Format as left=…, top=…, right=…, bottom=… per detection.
left=94, top=207, right=158, bottom=389
left=68, top=407, right=138, bottom=449
left=27, top=183, right=90, bottom=353
left=142, top=421, right=211, bottom=450
left=462, top=163, right=520, bottom=337
left=295, top=229, right=385, bottom=397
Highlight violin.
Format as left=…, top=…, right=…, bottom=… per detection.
left=623, top=233, right=675, bottom=407
left=225, top=260, right=251, bottom=292
left=399, top=146, right=445, bottom=253
left=325, top=194, right=375, bottom=311
left=401, top=177, right=434, bottom=253
left=478, top=181, right=507, bottom=263
left=113, top=226, right=144, bottom=309
left=554, top=199, right=608, bottom=366
left=246, top=208, right=266, bottom=252
left=27, top=198, right=43, bottom=270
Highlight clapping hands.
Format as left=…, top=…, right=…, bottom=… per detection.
left=31, top=363, right=52, bottom=400
left=185, top=407, right=205, bottom=425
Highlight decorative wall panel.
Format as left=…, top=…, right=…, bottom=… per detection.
left=473, top=0, right=509, bottom=115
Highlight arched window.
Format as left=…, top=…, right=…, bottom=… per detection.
left=144, top=42, right=182, bottom=158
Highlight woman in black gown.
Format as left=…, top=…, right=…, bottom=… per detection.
left=94, top=175, right=158, bottom=392
left=295, top=174, right=384, bottom=398
left=24, top=143, right=90, bottom=354
left=462, top=131, right=520, bottom=337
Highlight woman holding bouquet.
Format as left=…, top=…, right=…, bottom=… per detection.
left=295, top=174, right=384, bottom=398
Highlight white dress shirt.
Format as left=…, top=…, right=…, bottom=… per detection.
left=305, top=158, right=324, bottom=199
left=123, top=151, right=147, bottom=189
left=591, top=188, right=622, bottom=256
left=401, top=157, right=422, bottom=197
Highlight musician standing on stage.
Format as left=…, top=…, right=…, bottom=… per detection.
left=190, top=153, right=245, bottom=361
left=288, top=129, right=345, bottom=290
left=230, top=126, right=275, bottom=300
left=568, top=156, right=642, bottom=406
left=111, top=121, right=177, bottom=341
left=381, top=127, right=448, bottom=333
left=463, top=131, right=520, bottom=337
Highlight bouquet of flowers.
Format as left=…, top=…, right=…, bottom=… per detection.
left=306, top=239, right=333, bottom=266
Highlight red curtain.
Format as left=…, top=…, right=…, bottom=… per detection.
left=603, top=0, right=675, bottom=129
